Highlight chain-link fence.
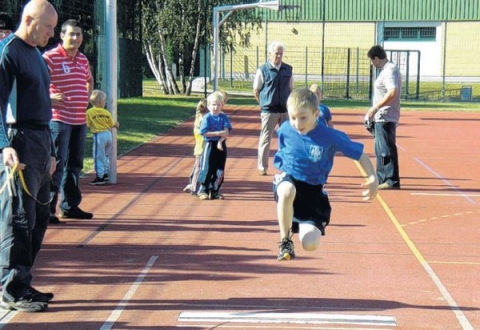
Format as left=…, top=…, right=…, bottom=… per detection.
left=214, top=19, right=480, bottom=102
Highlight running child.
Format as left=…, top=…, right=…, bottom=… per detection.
left=273, top=88, right=378, bottom=261
left=197, top=91, right=232, bottom=200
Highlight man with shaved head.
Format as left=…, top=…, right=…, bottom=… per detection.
left=0, top=0, right=57, bottom=312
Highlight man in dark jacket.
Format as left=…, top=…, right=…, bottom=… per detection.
left=253, top=41, right=293, bottom=176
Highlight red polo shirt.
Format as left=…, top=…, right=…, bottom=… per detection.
left=43, top=44, right=91, bottom=125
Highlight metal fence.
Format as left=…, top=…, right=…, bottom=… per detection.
left=213, top=20, right=480, bottom=102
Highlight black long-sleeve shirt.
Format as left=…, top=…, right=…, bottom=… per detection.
left=0, top=36, right=52, bottom=149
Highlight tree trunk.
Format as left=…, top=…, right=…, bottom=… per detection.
left=186, top=0, right=204, bottom=96
left=179, top=47, right=186, bottom=94
left=144, top=43, right=168, bottom=94
left=158, top=31, right=180, bottom=95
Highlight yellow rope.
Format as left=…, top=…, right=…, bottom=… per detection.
left=0, top=163, right=51, bottom=205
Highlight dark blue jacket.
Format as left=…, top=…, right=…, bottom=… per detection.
left=258, top=62, right=292, bottom=113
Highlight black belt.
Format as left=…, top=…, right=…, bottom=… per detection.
left=9, top=123, right=49, bottom=130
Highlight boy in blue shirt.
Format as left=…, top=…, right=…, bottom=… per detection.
left=198, top=91, right=232, bottom=200
left=309, top=84, right=333, bottom=128
left=273, top=88, right=378, bottom=261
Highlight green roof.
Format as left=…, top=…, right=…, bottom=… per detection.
left=263, top=0, right=480, bottom=21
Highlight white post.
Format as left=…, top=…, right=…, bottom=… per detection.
left=212, top=1, right=279, bottom=91
left=213, top=7, right=220, bottom=91
left=106, top=0, right=118, bottom=183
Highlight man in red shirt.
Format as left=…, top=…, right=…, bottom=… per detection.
left=43, top=19, right=94, bottom=223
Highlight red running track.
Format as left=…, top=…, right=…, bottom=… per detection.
left=1, top=105, right=479, bottom=329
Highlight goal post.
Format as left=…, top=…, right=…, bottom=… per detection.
left=212, top=1, right=282, bottom=90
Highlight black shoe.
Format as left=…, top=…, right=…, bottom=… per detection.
left=277, top=237, right=295, bottom=261
left=291, top=221, right=299, bottom=234
left=90, top=176, right=105, bottom=185
left=60, top=207, right=93, bottom=219
left=210, top=192, right=225, bottom=200
left=27, top=287, right=54, bottom=303
left=49, top=214, right=63, bottom=224
left=102, top=174, right=109, bottom=182
left=0, top=297, right=47, bottom=312
left=378, top=182, right=400, bottom=190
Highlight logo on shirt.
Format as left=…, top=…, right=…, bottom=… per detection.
left=309, top=144, right=323, bottom=163
left=62, top=62, right=70, bottom=74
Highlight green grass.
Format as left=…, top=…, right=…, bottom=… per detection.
left=82, top=84, right=480, bottom=173
left=83, top=95, right=200, bottom=173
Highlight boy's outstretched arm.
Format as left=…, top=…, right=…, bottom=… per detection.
left=356, top=153, right=378, bottom=201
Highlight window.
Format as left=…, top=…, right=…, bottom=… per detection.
left=384, top=27, right=436, bottom=41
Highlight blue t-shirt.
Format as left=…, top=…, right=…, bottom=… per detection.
left=199, top=112, right=232, bottom=142
left=274, top=121, right=363, bottom=185
left=317, top=104, right=332, bottom=127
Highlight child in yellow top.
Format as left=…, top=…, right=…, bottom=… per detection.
left=183, top=99, right=208, bottom=195
left=86, top=90, right=120, bottom=185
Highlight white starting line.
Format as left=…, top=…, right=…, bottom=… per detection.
left=411, top=192, right=480, bottom=197
left=178, top=311, right=397, bottom=327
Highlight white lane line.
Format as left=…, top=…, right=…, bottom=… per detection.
left=421, top=262, right=474, bottom=330
left=355, top=161, right=474, bottom=330
left=414, top=157, right=477, bottom=204
left=374, top=193, right=474, bottom=330
left=178, top=311, right=396, bottom=326
left=411, top=192, right=480, bottom=197
left=100, top=256, right=158, bottom=330
left=0, top=310, right=17, bottom=328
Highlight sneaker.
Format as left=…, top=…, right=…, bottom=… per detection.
left=102, top=174, right=109, bottom=182
left=0, top=298, right=47, bottom=312
left=49, top=214, right=63, bottom=225
left=259, top=170, right=267, bottom=176
left=90, top=177, right=105, bottom=185
left=27, top=287, right=54, bottom=303
left=183, top=185, right=192, bottom=193
left=378, top=182, right=400, bottom=190
left=277, top=237, right=295, bottom=261
left=198, top=192, right=209, bottom=200
left=60, top=207, right=93, bottom=219
left=211, top=192, right=225, bottom=200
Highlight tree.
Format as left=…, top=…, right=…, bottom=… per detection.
left=141, top=0, right=263, bottom=95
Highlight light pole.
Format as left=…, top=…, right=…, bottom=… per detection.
left=106, top=0, right=118, bottom=183
left=204, top=0, right=208, bottom=98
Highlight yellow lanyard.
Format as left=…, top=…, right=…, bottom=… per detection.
left=0, top=163, right=51, bottom=205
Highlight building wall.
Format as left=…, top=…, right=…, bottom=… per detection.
left=268, top=0, right=480, bottom=22
left=230, top=20, right=480, bottom=82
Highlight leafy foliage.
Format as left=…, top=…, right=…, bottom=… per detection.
left=141, top=0, right=263, bottom=95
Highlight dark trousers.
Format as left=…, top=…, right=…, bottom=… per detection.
left=49, top=121, right=87, bottom=213
left=374, top=122, right=400, bottom=187
left=0, top=128, right=52, bottom=301
left=198, top=140, right=227, bottom=195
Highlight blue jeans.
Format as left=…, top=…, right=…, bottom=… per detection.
left=92, top=130, right=112, bottom=178
left=0, top=127, right=52, bottom=301
left=49, top=121, right=87, bottom=213
left=373, top=122, right=400, bottom=187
